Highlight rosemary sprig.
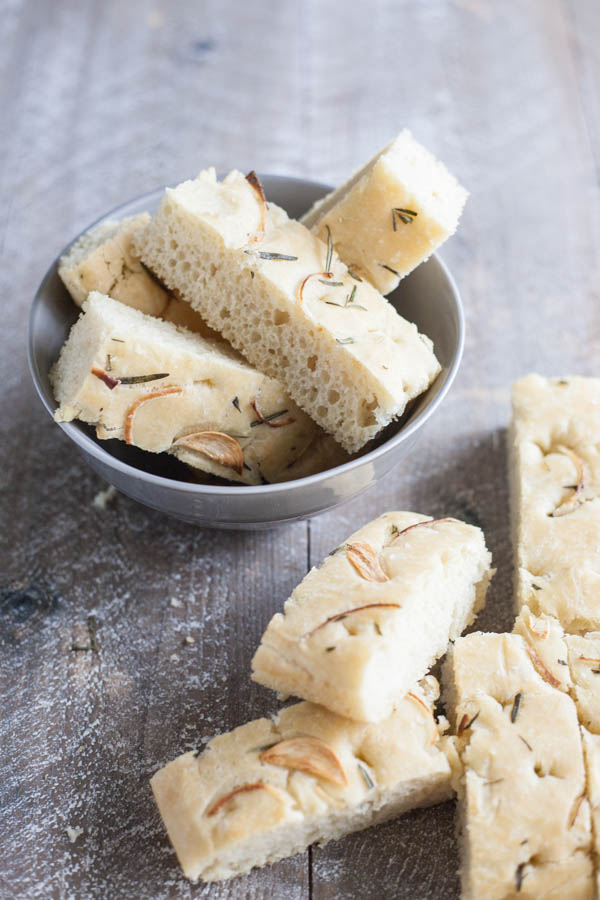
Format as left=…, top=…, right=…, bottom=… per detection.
left=511, top=692, right=522, bottom=723
left=118, top=373, right=169, bottom=385
left=392, top=207, right=418, bottom=229
left=325, top=225, right=333, bottom=274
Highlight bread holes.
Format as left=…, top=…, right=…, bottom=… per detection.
left=170, top=239, right=178, bottom=250
left=307, top=355, right=317, bottom=372
left=273, top=309, right=290, bottom=326
left=358, top=396, right=379, bottom=428
left=328, top=389, right=340, bottom=405
left=317, top=405, right=327, bottom=419
left=209, top=263, right=218, bottom=277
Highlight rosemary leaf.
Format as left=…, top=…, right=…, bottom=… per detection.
left=325, top=225, right=333, bottom=274
left=245, top=250, right=298, bottom=261
left=250, top=408, right=290, bottom=427
left=336, top=337, right=356, bottom=344
left=118, top=373, right=169, bottom=385
left=516, top=863, right=525, bottom=892
left=379, top=263, right=400, bottom=276
left=347, top=267, right=363, bottom=282
left=320, top=279, right=343, bottom=286
left=232, top=396, right=241, bottom=413
left=325, top=646, right=336, bottom=652
left=358, top=763, right=375, bottom=790
left=511, top=692, right=522, bottom=723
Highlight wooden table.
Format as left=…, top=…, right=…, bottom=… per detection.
left=2, top=0, right=599, bottom=896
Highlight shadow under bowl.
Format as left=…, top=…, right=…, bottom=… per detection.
left=28, top=175, right=464, bottom=529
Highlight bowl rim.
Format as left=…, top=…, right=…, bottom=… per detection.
left=27, top=176, right=465, bottom=497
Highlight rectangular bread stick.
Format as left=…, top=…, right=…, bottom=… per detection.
left=134, top=168, right=441, bottom=453
left=252, top=512, right=492, bottom=722
left=444, top=629, right=594, bottom=899
left=51, top=292, right=346, bottom=485
left=301, top=130, right=468, bottom=295
left=58, top=213, right=220, bottom=340
left=151, top=680, right=453, bottom=882
left=510, top=374, right=600, bottom=632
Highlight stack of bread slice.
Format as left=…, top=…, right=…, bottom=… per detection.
left=51, top=131, right=468, bottom=479
left=151, top=511, right=493, bottom=882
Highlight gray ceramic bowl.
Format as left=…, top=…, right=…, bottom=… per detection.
left=28, top=175, right=464, bottom=529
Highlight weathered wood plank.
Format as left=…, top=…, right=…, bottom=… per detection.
left=2, top=0, right=600, bottom=897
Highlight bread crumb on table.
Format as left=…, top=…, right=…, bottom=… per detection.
left=92, top=484, right=117, bottom=510
left=66, top=826, right=84, bottom=844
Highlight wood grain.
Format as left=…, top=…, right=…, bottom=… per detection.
left=1, top=0, right=600, bottom=897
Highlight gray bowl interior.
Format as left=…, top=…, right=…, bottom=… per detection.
left=28, top=175, right=463, bottom=526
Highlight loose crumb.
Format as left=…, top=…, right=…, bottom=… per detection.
left=92, top=485, right=117, bottom=510
left=170, top=598, right=183, bottom=608
left=170, top=653, right=180, bottom=662
left=185, top=635, right=195, bottom=645
left=66, top=826, right=84, bottom=844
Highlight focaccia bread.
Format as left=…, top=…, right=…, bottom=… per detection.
left=58, top=213, right=218, bottom=340
left=510, top=374, right=600, bottom=632
left=51, top=292, right=347, bottom=485
left=252, top=512, right=492, bottom=722
left=134, top=168, right=441, bottom=453
left=301, top=130, right=468, bottom=295
left=150, top=679, right=453, bottom=883
left=444, top=630, right=594, bottom=900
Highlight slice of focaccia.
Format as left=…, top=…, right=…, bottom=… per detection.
left=58, top=213, right=218, bottom=340
left=150, top=679, right=453, bottom=883
left=252, top=512, right=492, bottom=722
left=510, top=374, right=600, bottom=632
left=301, top=130, right=468, bottom=295
left=51, top=292, right=347, bottom=485
left=134, top=168, right=441, bottom=453
left=444, top=630, right=594, bottom=900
